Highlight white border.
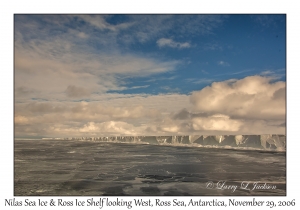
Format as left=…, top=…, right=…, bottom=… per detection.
left=2, top=0, right=299, bottom=209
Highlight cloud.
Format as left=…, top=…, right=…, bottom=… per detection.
left=190, top=75, right=285, bottom=120
left=157, top=38, right=191, bottom=49
left=128, top=85, right=150, bottom=90
left=78, top=121, right=139, bottom=135
left=77, top=32, right=88, bottom=39
left=14, top=76, right=286, bottom=137
left=15, top=15, right=226, bottom=49
left=124, top=15, right=226, bottom=43
left=145, top=75, right=177, bottom=82
left=15, top=78, right=286, bottom=137
left=161, top=126, right=180, bottom=133
left=252, top=14, right=285, bottom=28
left=215, top=69, right=253, bottom=77
left=15, top=115, right=30, bottom=125
left=15, top=87, right=33, bottom=96
left=261, top=70, right=274, bottom=75
left=186, top=78, right=214, bottom=84
left=217, top=60, right=230, bottom=66
left=25, top=102, right=66, bottom=114
left=273, top=87, right=285, bottom=100
left=15, top=34, right=179, bottom=101
left=65, top=85, right=91, bottom=98
left=14, top=14, right=225, bottom=103
left=17, top=101, right=161, bottom=120
left=260, top=69, right=285, bottom=80
left=192, top=114, right=242, bottom=132
left=15, top=15, right=182, bottom=93
left=173, top=108, right=191, bottom=120
left=14, top=15, right=285, bottom=137
left=159, top=86, right=180, bottom=93
left=14, top=94, right=191, bottom=136
left=77, top=15, right=133, bottom=32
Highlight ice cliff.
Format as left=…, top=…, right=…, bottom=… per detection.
left=61, top=135, right=286, bottom=151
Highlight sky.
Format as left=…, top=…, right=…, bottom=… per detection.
left=14, top=14, right=286, bottom=137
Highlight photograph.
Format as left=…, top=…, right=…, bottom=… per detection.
left=14, top=14, right=286, bottom=196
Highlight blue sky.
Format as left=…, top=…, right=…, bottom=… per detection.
left=115, top=15, right=286, bottom=95
left=14, top=15, right=286, bottom=137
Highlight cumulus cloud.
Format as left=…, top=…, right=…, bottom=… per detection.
left=190, top=76, right=286, bottom=120
left=165, top=75, right=286, bottom=135
left=173, top=108, right=191, bottom=120
left=192, top=114, right=242, bottom=132
left=15, top=76, right=286, bottom=136
left=157, top=38, right=191, bottom=49
left=14, top=15, right=285, bottom=137
left=14, top=93, right=192, bottom=137
left=79, top=121, right=139, bottom=135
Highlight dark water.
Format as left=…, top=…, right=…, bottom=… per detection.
left=14, top=140, right=286, bottom=196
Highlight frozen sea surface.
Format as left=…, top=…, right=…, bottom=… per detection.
left=14, top=140, right=286, bottom=196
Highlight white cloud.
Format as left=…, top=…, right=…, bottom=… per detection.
left=260, top=69, right=285, bottom=80
left=186, top=78, right=214, bottom=84
left=15, top=115, right=30, bottom=125
left=128, top=85, right=149, bottom=89
left=79, top=121, right=139, bottom=135
left=218, top=60, right=230, bottom=66
left=15, top=36, right=180, bottom=101
left=161, top=126, right=180, bottom=133
left=14, top=16, right=285, bottom=137
left=78, top=15, right=133, bottom=32
left=192, top=114, right=242, bottom=132
left=14, top=76, right=286, bottom=136
left=157, top=38, right=191, bottom=49
left=15, top=15, right=184, bottom=104
left=125, top=15, right=225, bottom=43
left=14, top=94, right=191, bottom=136
left=261, top=70, right=274, bottom=75
left=77, top=32, right=88, bottom=39
left=190, top=76, right=286, bottom=120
